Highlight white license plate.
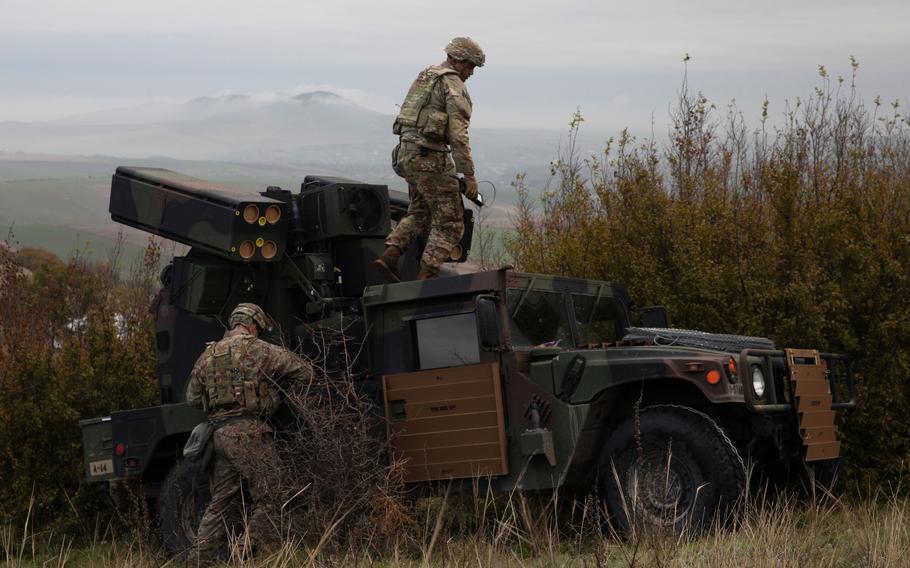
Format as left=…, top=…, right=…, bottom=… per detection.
left=90, top=459, right=113, bottom=476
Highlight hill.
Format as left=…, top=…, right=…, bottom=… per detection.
left=0, top=90, right=605, bottom=178
left=0, top=152, right=387, bottom=264
left=0, top=89, right=614, bottom=263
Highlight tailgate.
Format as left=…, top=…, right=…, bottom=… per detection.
left=80, top=416, right=115, bottom=481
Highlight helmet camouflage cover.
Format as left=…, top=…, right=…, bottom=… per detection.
left=229, top=302, right=272, bottom=331
left=444, top=36, right=485, bottom=67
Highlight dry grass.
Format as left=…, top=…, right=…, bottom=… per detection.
left=3, top=484, right=909, bottom=567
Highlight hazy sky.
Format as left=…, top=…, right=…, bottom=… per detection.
left=2, top=0, right=908, bottom=131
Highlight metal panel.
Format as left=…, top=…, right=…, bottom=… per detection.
left=399, top=442, right=504, bottom=466
left=110, top=167, right=288, bottom=262
left=383, top=362, right=508, bottom=482
left=791, top=365, right=826, bottom=382
left=400, top=396, right=498, bottom=422
left=388, top=380, right=494, bottom=406
left=392, top=427, right=505, bottom=449
left=80, top=417, right=114, bottom=481
left=786, top=348, right=841, bottom=462
left=805, top=441, right=841, bottom=462
left=793, top=379, right=830, bottom=397
left=799, top=410, right=836, bottom=429
left=389, top=411, right=500, bottom=436
left=797, top=394, right=833, bottom=412
left=801, top=427, right=839, bottom=444
left=402, top=458, right=506, bottom=482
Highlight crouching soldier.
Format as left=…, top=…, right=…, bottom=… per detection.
left=185, top=303, right=312, bottom=564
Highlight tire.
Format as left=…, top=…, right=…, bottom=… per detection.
left=158, top=459, right=211, bottom=557
left=599, top=405, right=745, bottom=533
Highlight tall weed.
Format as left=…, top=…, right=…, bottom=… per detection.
left=506, top=62, right=910, bottom=486
left=0, top=235, right=160, bottom=531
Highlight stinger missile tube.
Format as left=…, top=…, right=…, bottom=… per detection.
left=109, top=167, right=289, bottom=262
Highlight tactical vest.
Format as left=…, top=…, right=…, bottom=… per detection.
left=393, top=66, right=459, bottom=144
left=202, top=336, right=278, bottom=416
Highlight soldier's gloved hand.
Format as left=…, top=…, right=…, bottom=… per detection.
left=463, top=175, right=479, bottom=200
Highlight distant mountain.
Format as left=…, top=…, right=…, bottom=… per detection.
left=0, top=89, right=625, bottom=274
left=0, top=90, right=617, bottom=200
left=51, top=91, right=375, bottom=127
left=0, top=91, right=392, bottom=162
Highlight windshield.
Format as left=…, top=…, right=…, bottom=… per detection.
left=571, top=293, right=624, bottom=344
left=506, top=289, right=572, bottom=348
left=506, top=286, right=627, bottom=348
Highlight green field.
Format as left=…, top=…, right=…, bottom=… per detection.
left=0, top=156, right=311, bottom=265
left=0, top=153, right=515, bottom=268
left=4, top=224, right=149, bottom=269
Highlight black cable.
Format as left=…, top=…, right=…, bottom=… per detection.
left=480, top=180, right=497, bottom=206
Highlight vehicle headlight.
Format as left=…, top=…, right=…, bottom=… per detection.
left=751, top=365, right=766, bottom=398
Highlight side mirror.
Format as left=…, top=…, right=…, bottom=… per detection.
left=639, top=306, right=668, bottom=328
left=477, top=296, right=502, bottom=351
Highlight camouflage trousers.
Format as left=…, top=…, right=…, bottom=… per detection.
left=190, top=419, right=282, bottom=563
left=386, top=142, right=464, bottom=275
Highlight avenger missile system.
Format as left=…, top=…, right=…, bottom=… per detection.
left=110, top=167, right=290, bottom=262
left=83, top=166, right=856, bottom=553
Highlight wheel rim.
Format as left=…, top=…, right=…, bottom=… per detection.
left=625, top=443, right=696, bottom=527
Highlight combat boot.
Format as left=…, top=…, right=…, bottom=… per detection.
left=417, top=266, right=438, bottom=280
left=373, top=245, right=402, bottom=283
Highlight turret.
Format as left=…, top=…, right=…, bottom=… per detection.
left=109, top=167, right=474, bottom=402
left=110, top=167, right=473, bottom=297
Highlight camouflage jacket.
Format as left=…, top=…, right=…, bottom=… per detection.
left=186, top=327, right=312, bottom=423
left=393, top=61, right=475, bottom=176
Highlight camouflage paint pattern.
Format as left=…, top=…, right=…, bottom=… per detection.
left=361, top=270, right=852, bottom=491
left=189, top=418, right=282, bottom=563
left=185, top=325, right=309, bottom=562
left=385, top=142, right=464, bottom=274
left=394, top=65, right=459, bottom=150
left=110, top=167, right=290, bottom=262
left=388, top=57, right=476, bottom=274
left=185, top=326, right=311, bottom=422
left=393, top=61, right=475, bottom=176
left=444, top=37, right=486, bottom=67
left=77, top=402, right=207, bottom=481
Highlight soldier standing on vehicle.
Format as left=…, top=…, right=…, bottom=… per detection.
left=185, top=303, right=311, bottom=564
left=373, top=36, right=485, bottom=282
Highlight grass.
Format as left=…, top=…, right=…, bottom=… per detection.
left=3, top=486, right=909, bottom=567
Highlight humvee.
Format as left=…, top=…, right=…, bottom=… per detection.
left=80, top=167, right=855, bottom=552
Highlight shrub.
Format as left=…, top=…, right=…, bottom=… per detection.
left=505, top=62, right=910, bottom=487
left=0, top=237, right=160, bottom=531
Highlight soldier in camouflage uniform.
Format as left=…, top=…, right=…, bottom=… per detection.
left=185, top=303, right=311, bottom=564
left=374, top=36, right=485, bottom=282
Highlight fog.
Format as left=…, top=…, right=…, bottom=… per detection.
left=2, top=0, right=908, bottom=131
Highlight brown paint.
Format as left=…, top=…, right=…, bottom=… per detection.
left=383, top=362, right=508, bottom=482
left=804, top=441, right=841, bottom=462
left=261, top=241, right=278, bottom=260
left=801, top=426, right=839, bottom=443
left=265, top=204, right=282, bottom=224
left=786, top=348, right=841, bottom=462
left=238, top=240, right=255, bottom=259
left=793, top=378, right=830, bottom=397
left=242, top=204, right=260, bottom=224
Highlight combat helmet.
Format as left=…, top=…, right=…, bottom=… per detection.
left=229, top=302, right=272, bottom=331
left=444, top=37, right=485, bottom=67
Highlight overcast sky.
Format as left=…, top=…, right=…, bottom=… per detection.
left=2, top=0, right=908, bottom=131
